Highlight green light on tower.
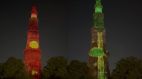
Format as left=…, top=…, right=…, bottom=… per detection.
left=95, top=0, right=103, bottom=13
left=98, top=56, right=106, bottom=79
left=89, top=47, right=104, bottom=57
left=93, top=0, right=104, bottom=31
left=89, top=0, right=108, bottom=79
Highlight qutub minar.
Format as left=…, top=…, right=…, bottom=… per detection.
left=24, top=6, right=41, bottom=79
left=88, top=0, right=110, bottom=79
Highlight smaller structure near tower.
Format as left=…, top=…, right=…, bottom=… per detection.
left=24, top=6, right=41, bottom=79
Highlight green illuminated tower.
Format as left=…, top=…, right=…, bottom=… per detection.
left=88, top=0, right=110, bottom=79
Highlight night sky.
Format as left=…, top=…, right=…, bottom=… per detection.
left=0, top=0, right=142, bottom=71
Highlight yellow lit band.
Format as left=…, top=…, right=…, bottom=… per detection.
left=97, top=32, right=103, bottom=48
left=29, top=41, right=39, bottom=49
left=32, top=69, right=38, bottom=76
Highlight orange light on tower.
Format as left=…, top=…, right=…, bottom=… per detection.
left=24, top=5, right=41, bottom=79
left=31, top=6, right=37, bottom=18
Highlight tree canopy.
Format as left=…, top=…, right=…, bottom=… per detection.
left=0, top=57, right=31, bottom=79
left=42, top=56, right=68, bottom=79
left=1, top=56, right=142, bottom=79
left=111, top=56, right=142, bottom=79
left=42, top=56, right=91, bottom=79
left=67, top=60, right=89, bottom=79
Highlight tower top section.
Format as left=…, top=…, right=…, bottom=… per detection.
left=95, top=0, right=103, bottom=13
left=93, top=0, right=104, bottom=31
left=28, top=5, right=38, bottom=31
left=31, top=6, right=38, bottom=19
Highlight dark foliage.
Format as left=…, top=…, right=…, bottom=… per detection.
left=111, top=56, right=142, bottom=79
left=42, top=56, right=91, bottom=79
left=0, top=57, right=31, bottom=79
left=1, top=56, right=142, bottom=79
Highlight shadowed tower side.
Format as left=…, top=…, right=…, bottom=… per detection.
left=24, top=6, right=41, bottom=79
left=88, top=0, right=110, bottom=79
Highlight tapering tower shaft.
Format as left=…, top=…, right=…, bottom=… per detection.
left=88, top=0, right=110, bottom=79
left=24, top=6, right=41, bottom=79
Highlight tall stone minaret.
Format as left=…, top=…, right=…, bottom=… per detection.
left=88, top=0, right=110, bottom=79
left=24, top=6, right=41, bottom=79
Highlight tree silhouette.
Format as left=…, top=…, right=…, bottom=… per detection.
left=1, top=57, right=31, bottom=79
left=42, top=56, right=68, bottom=79
left=111, top=56, right=142, bottom=79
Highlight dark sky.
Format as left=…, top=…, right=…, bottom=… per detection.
left=0, top=0, right=142, bottom=71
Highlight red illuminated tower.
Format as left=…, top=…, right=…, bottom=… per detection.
left=24, top=6, right=41, bottom=79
